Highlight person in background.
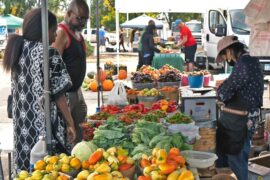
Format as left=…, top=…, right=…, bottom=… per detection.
left=215, top=36, right=264, bottom=180
left=129, top=28, right=137, bottom=48
left=137, top=20, right=155, bottom=70
left=2, top=8, right=76, bottom=173
left=99, top=26, right=106, bottom=52
left=175, top=19, right=197, bottom=72
left=141, top=24, right=160, bottom=66
left=119, top=28, right=127, bottom=52
left=53, top=0, right=88, bottom=143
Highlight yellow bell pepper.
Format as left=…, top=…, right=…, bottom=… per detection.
left=177, top=170, right=194, bottom=180
left=93, top=173, right=113, bottom=180
left=156, top=149, right=167, bottom=164
left=167, top=170, right=181, bottom=180
left=95, top=163, right=111, bottom=173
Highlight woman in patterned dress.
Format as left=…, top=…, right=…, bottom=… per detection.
left=2, top=8, right=76, bottom=173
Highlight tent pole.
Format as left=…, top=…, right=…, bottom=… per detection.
left=87, top=0, right=91, bottom=42
left=41, top=0, right=52, bottom=154
left=115, top=9, right=120, bottom=74
left=96, top=0, right=101, bottom=111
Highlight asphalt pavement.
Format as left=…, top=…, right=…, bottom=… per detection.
left=0, top=52, right=138, bottom=179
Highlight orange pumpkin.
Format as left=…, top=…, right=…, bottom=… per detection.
left=96, top=69, right=107, bottom=82
left=90, top=81, right=98, bottom=92
left=103, top=79, right=114, bottom=91
left=118, top=69, right=127, bottom=80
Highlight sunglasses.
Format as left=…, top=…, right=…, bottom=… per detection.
left=72, top=11, right=89, bottom=23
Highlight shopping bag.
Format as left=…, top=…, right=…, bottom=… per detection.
left=249, top=30, right=270, bottom=56
left=107, top=81, right=128, bottom=106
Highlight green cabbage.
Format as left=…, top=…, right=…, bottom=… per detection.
left=71, top=141, right=98, bottom=161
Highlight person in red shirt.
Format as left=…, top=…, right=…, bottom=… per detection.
left=175, top=19, right=197, bottom=71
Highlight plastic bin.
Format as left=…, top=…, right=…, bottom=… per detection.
left=181, top=150, right=218, bottom=168
left=203, top=74, right=211, bottom=87
left=188, top=75, right=204, bottom=88
left=181, top=76, right=189, bottom=86
left=132, top=81, right=154, bottom=90
left=157, top=81, right=180, bottom=88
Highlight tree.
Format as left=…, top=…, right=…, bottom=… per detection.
left=0, top=0, right=68, bottom=17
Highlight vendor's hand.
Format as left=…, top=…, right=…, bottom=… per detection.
left=67, top=125, right=76, bottom=144
left=247, top=120, right=253, bottom=130
left=215, top=80, right=224, bottom=89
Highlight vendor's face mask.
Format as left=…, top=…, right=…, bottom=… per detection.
left=226, top=59, right=235, bottom=66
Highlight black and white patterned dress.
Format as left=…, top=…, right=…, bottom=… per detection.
left=11, top=40, right=72, bottom=172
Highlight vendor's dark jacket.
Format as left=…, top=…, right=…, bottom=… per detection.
left=141, top=25, right=160, bottom=56
left=217, top=54, right=264, bottom=132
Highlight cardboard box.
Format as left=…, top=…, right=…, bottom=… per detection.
left=248, top=154, right=270, bottom=179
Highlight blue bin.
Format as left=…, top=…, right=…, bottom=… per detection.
left=188, top=75, right=204, bottom=88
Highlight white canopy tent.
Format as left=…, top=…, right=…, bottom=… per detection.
left=121, top=14, right=164, bottom=29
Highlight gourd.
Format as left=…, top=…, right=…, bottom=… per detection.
left=102, top=79, right=114, bottom=91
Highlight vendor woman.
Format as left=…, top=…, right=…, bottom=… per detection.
left=215, top=36, right=263, bottom=180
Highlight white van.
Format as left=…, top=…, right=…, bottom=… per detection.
left=0, top=20, right=8, bottom=51
left=202, top=8, right=270, bottom=75
left=82, top=28, right=117, bottom=45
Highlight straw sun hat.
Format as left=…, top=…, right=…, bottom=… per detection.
left=216, top=35, right=241, bottom=62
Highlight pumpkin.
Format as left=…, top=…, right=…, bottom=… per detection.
left=96, top=69, right=107, bottom=82
left=89, top=81, right=98, bottom=92
left=118, top=69, right=127, bottom=80
left=102, top=79, right=114, bottom=91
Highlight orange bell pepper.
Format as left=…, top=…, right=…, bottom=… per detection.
left=159, top=163, right=177, bottom=175
left=119, top=163, right=133, bottom=171
left=88, top=150, right=103, bottom=165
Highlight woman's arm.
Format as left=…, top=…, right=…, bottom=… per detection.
left=55, top=94, right=76, bottom=143
left=177, top=35, right=188, bottom=47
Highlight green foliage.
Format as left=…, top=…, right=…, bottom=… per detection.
left=85, top=40, right=94, bottom=56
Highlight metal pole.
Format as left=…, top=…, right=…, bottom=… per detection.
left=96, top=0, right=101, bottom=110
left=87, top=0, right=91, bottom=42
left=41, top=0, right=52, bottom=155
left=115, top=10, right=120, bottom=74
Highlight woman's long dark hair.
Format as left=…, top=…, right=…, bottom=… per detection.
left=3, top=8, right=57, bottom=72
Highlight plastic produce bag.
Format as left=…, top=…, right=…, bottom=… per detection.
left=167, top=124, right=199, bottom=143
left=107, top=81, right=128, bottom=106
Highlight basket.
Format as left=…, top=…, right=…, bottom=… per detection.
left=132, top=81, right=154, bottom=90
left=188, top=75, right=204, bottom=88
left=157, top=81, right=181, bottom=89
left=160, top=89, right=179, bottom=103
left=127, top=94, right=138, bottom=104
left=138, top=96, right=159, bottom=107
left=120, top=165, right=135, bottom=179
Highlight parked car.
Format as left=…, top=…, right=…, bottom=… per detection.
left=82, top=28, right=117, bottom=45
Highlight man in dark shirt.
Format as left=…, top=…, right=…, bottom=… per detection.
left=53, top=0, right=89, bottom=143
left=215, top=36, right=264, bottom=180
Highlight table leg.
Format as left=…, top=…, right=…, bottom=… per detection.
left=0, top=150, right=4, bottom=180
left=8, top=152, right=11, bottom=180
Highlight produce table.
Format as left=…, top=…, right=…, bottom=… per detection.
left=152, top=53, right=185, bottom=71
